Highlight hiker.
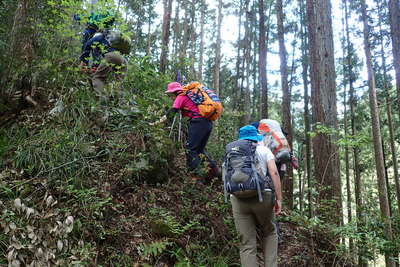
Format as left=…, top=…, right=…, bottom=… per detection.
left=223, top=125, right=282, bottom=267
left=75, top=11, right=115, bottom=51
left=84, top=13, right=115, bottom=73
left=257, top=119, right=299, bottom=179
left=79, top=29, right=130, bottom=98
left=151, top=81, right=221, bottom=181
left=75, top=12, right=115, bottom=74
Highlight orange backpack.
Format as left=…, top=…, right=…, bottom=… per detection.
left=258, top=119, right=291, bottom=163
left=181, top=82, right=223, bottom=121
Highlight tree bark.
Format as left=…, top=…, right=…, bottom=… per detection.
left=9, top=0, right=34, bottom=84
left=214, top=0, right=223, bottom=95
left=386, top=97, right=400, bottom=214
left=258, top=0, right=268, bottom=119
left=388, top=0, right=400, bottom=116
left=306, top=0, right=342, bottom=226
left=180, top=0, right=189, bottom=67
left=298, top=0, right=312, bottom=218
left=234, top=0, right=243, bottom=110
left=240, top=0, right=251, bottom=125
left=342, top=46, right=353, bottom=259
left=340, top=2, right=353, bottom=256
left=379, top=0, right=400, bottom=216
left=360, top=1, right=395, bottom=266
left=276, top=0, right=293, bottom=210
left=298, top=144, right=304, bottom=213
left=198, top=0, right=205, bottom=81
left=251, top=2, right=258, bottom=119
left=172, top=0, right=180, bottom=59
left=4, top=0, right=37, bottom=112
left=146, top=4, right=152, bottom=56
left=160, top=0, right=173, bottom=73
left=378, top=2, right=400, bottom=261
left=189, top=0, right=196, bottom=76
left=343, top=0, right=367, bottom=264
left=259, top=1, right=273, bottom=119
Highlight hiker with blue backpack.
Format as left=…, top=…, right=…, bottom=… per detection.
left=75, top=11, right=115, bottom=73
left=222, top=125, right=282, bottom=267
left=151, top=81, right=223, bottom=182
left=79, top=28, right=131, bottom=98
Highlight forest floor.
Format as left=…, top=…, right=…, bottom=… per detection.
left=106, top=173, right=356, bottom=266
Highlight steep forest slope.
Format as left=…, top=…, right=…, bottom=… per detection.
left=0, top=57, right=355, bottom=266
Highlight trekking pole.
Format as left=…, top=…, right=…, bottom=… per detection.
left=169, top=113, right=178, bottom=138
left=178, top=112, right=182, bottom=142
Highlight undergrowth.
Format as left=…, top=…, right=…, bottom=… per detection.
left=0, top=57, right=241, bottom=265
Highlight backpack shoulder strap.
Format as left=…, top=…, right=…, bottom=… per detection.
left=249, top=143, right=265, bottom=202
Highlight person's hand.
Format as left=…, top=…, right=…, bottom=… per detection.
left=274, top=199, right=282, bottom=215
left=149, top=115, right=167, bottom=126
left=79, top=62, right=89, bottom=73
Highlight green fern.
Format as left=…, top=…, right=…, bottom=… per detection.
left=139, top=240, right=172, bottom=259
left=149, top=208, right=200, bottom=237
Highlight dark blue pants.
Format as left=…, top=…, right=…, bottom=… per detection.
left=186, top=118, right=213, bottom=171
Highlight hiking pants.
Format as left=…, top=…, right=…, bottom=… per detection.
left=92, top=52, right=127, bottom=96
left=231, top=191, right=278, bottom=267
left=186, top=118, right=213, bottom=171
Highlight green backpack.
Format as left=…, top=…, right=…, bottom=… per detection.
left=105, top=31, right=132, bottom=55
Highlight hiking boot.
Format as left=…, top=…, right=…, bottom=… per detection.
left=190, top=176, right=206, bottom=185
left=207, top=165, right=222, bottom=179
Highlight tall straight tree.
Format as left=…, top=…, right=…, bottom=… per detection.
left=234, top=0, right=243, bottom=110
left=276, top=0, right=293, bottom=210
left=240, top=0, right=251, bottom=125
left=343, top=0, right=367, bottom=264
left=298, top=0, right=312, bottom=218
left=180, top=0, right=189, bottom=67
left=340, top=3, right=354, bottom=256
left=214, top=0, right=223, bottom=95
left=340, top=21, right=353, bottom=258
left=306, top=0, right=342, bottom=225
left=146, top=2, right=153, bottom=56
left=172, top=0, right=181, bottom=59
left=251, top=2, right=258, bottom=118
left=360, top=1, right=395, bottom=266
left=160, top=0, right=173, bottom=73
left=378, top=0, right=400, bottom=216
left=388, top=0, right=400, bottom=115
left=198, top=0, right=206, bottom=81
left=258, top=0, right=268, bottom=119
left=189, top=0, right=196, bottom=75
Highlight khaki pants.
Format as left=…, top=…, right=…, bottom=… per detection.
left=92, top=52, right=127, bottom=96
left=231, top=191, right=278, bottom=267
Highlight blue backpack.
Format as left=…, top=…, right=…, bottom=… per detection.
left=222, top=139, right=272, bottom=202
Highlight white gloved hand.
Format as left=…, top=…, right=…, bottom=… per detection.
left=149, top=115, right=167, bottom=126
